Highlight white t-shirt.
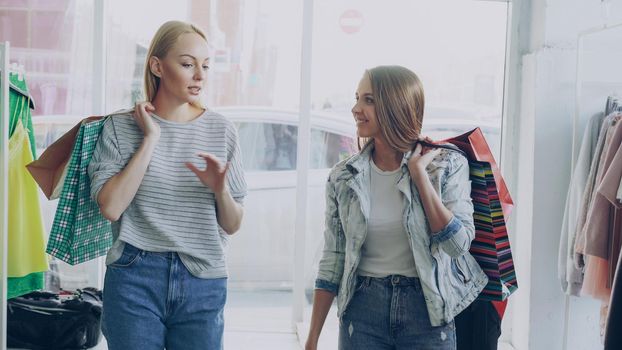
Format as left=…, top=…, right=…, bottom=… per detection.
left=357, top=158, right=418, bottom=278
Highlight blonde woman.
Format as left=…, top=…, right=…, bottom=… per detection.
left=88, top=21, right=246, bottom=349
left=305, top=66, right=487, bottom=350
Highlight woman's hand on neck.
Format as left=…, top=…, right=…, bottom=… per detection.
left=371, top=137, right=403, bottom=172
left=151, top=91, right=204, bottom=123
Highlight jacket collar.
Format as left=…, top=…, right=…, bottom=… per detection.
left=345, top=141, right=374, bottom=174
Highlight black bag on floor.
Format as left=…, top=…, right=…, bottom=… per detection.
left=7, top=288, right=103, bottom=350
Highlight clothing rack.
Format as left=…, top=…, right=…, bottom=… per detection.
left=606, top=96, right=622, bottom=115
left=0, top=41, right=11, bottom=350
left=562, top=20, right=622, bottom=350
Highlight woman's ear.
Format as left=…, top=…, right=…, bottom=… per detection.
left=149, top=56, right=162, bottom=78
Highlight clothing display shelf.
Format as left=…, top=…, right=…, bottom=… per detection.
left=0, top=41, right=11, bottom=350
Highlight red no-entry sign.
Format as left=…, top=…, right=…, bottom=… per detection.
left=339, top=9, right=364, bottom=34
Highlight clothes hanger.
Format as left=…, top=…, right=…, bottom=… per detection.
left=9, top=83, right=36, bottom=110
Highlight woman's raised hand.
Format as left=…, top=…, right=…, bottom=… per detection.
left=133, top=101, right=161, bottom=141
left=407, top=136, right=442, bottom=176
left=186, top=153, right=230, bottom=194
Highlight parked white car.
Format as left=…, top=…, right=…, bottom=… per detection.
left=213, top=107, right=357, bottom=288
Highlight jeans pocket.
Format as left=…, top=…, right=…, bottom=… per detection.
left=109, top=243, right=143, bottom=268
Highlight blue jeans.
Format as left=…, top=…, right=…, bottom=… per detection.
left=102, top=243, right=227, bottom=350
left=339, top=275, right=456, bottom=350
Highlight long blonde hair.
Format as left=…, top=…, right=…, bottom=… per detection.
left=358, top=65, right=425, bottom=152
left=143, top=20, right=208, bottom=107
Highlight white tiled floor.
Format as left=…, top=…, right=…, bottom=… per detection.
left=90, top=289, right=305, bottom=350
left=85, top=332, right=301, bottom=350
left=12, top=332, right=300, bottom=350
left=224, top=289, right=302, bottom=349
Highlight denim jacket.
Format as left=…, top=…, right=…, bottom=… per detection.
left=315, top=142, right=488, bottom=327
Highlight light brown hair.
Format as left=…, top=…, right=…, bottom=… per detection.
left=359, top=65, right=425, bottom=152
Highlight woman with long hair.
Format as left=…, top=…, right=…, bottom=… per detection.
left=88, top=20, right=246, bottom=350
left=306, top=65, right=487, bottom=350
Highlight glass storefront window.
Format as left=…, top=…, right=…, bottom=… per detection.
left=310, top=0, right=507, bottom=159
left=0, top=0, right=94, bottom=117
left=3, top=0, right=509, bottom=341
left=1, top=0, right=96, bottom=292
left=304, top=0, right=509, bottom=322
left=236, top=121, right=355, bottom=171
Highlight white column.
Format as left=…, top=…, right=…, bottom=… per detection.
left=0, top=41, right=10, bottom=350
left=293, top=0, right=314, bottom=325
left=89, top=0, right=107, bottom=289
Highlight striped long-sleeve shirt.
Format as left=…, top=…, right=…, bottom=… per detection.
left=88, top=110, right=247, bottom=279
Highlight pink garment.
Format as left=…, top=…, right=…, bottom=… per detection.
left=580, top=254, right=612, bottom=341
left=608, top=210, right=622, bottom=287
left=600, top=138, right=622, bottom=207
left=575, top=118, right=617, bottom=260
left=580, top=116, right=622, bottom=303
left=573, top=115, right=616, bottom=271
left=581, top=255, right=612, bottom=302
left=581, top=117, right=622, bottom=259
left=599, top=119, right=622, bottom=285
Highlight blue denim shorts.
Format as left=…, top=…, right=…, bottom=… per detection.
left=102, top=243, right=227, bottom=350
left=339, top=275, right=456, bottom=350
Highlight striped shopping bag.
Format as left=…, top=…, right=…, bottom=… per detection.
left=444, top=128, right=518, bottom=301
left=468, top=161, right=517, bottom=300
left=45, top=117, right=113, bottom=265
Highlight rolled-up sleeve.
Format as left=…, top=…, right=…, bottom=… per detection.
left=87, top=118, right=124, bottom=203
left=430, top=153, right=475, bottom=257
left=314, top=172, right=346, bottom=295
left=225, top=122, right=247, bottom=205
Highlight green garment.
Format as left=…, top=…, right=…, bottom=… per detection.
left=9, top=72, right=36, bottom=158
left=7, top=272, right=44, bottom=299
